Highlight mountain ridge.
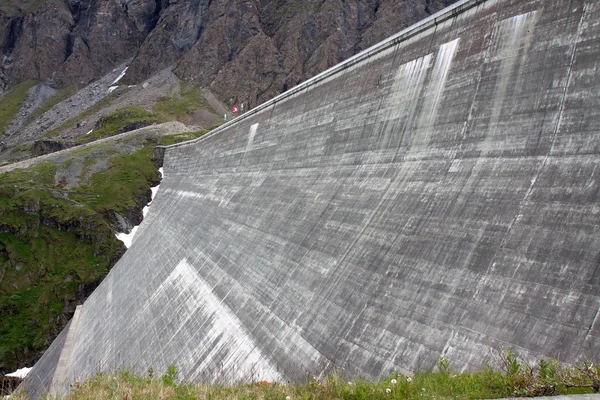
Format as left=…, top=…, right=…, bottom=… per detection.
left=0, top=0, right=459, bottom=108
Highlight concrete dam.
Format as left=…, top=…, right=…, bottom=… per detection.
left=22, top=0, right=600, bottom=396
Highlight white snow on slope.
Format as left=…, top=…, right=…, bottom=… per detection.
left=6, top=366, right=32, bottom=378
left=115, top=168, right=162, bottom=248
left=110, top=66, right=128, bottom=86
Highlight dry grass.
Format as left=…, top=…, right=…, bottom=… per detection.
left=8, top=355, right=600, bottom=400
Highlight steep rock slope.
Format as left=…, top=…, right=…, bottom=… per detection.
left=0, top=0, right=459, bottom=107
left=137, top=0, right=461, bottom=106
left=0, top=0, right=143, bottom=89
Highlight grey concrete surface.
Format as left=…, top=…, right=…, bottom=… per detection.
left=21, top=0, right=600, bottom=397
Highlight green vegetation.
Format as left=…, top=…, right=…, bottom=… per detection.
left=10, top=355, right=600, bottom=399
left=153, top=84, right=217, bottom=123
left=0, top=137, right=163, bottom=372
left=0, top=80, right=37, bottom=135
left=80, top=106, right=159, bottom=143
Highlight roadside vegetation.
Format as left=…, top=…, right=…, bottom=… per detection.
left=8, top=353, right=600, bottom=399
left=157, top=128, right=216, bottom=146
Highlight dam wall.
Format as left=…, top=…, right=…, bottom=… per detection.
left=22, top=0, right=600, bottom=396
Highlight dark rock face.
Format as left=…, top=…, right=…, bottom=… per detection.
left=0, top=376, right=22, bottom=395
left=0, top=0, right=458, bottom=104
left=52, top=0, right=145, bottom=87
left=0, top=0, right=144, bottom=91
left=3, top=3, right=74, bottom=84
left=173, top=0, right=462, bottom=107
left=124, top=0, right=208, bottom=84
left=31, top=140, right=66, bottom=156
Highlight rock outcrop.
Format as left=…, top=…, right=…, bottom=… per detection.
left=0, top=0, right=459, bottom=106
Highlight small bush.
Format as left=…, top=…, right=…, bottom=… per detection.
left=161, top=365, right=178, bottom=386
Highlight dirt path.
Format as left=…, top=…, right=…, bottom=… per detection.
left=0, top=121, right=191, bottom=174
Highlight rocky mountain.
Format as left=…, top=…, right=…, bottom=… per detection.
left=1, top=0, right=459, bottom=108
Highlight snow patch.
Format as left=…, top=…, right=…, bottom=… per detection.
left=116, top=226, right=138, bottom=249
left=110, top=66, right=128, bottom=86
left=115, top=169, right=162, bottom=248
left=143, top=185, right=160, bottom=217
left=6, top=367, right=32, bottom=378
left=86, top=129, right=93, bottom=135
left=108, top=86, right=118, bottom=94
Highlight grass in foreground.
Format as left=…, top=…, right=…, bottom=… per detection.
left=11, top=354, right=600, bottom=400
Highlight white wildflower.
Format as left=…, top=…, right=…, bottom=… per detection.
left=407, top=376, right=412, bottom=383
left=391, top=378, right=397, bottom=385
left=386, top=388, right=391, bottom=394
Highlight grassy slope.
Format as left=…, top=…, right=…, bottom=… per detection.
left=80, top=106, right=159, bottom=144
left=157, top=130, right=209, bottom=146
left=0, top=80, right=37, bottom=136
left=43, top=84, right=219, bottom=144
left=153, top=84, right=217, bottom=123
left=0, top=143, right=162, bottom=373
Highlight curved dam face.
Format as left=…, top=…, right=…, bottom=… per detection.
left=23, top=0, right=600, bottom=397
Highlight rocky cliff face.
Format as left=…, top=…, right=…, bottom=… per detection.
left=0, top=0, right=458, bottom=106
left=0, top=0, right=143, bottom=89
